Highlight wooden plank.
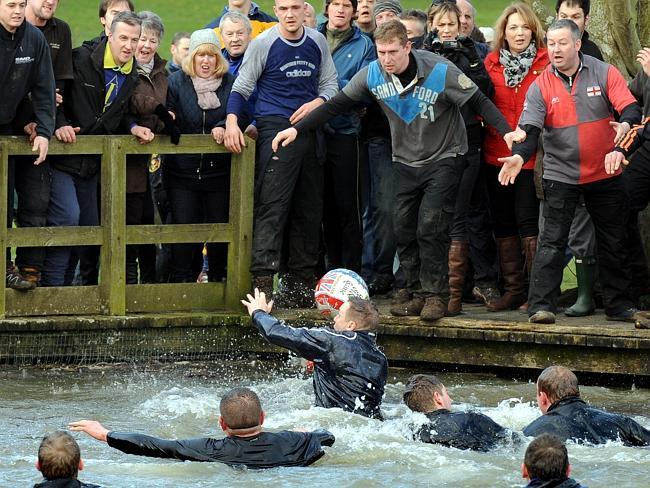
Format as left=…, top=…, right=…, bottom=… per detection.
left=125, top=224, right=233, bottom=245
left=99, top=138, right=126, bottom=315
left=225, top=140, right=254, bottom=310
left=5, top=226, right=103, bottom=247
left=0, top=141, right=8, bottom=318
left=125, top=282, right=226, bottom=313
left=5, top=286, right=102, bottom=316
left=0, top=134, right=230, bottom=157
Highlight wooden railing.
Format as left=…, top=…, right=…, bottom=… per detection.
left=0, top=135, right=254, bottom=318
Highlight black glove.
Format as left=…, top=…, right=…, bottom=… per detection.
left=457, top=36, right=481, bottom=66
left=154, top=104, right=181, bottom=145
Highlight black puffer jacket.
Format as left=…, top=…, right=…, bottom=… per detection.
left=523, top=396, right=650, bottom=446
left=416, top=409, right=512, bottom=451
left=53, top=37, right=139, bottom=178
left=251, top=311, right=388, bottom=419
left=33, top=479, right=101, bottom=488
left=525, top=478, right=586, bottom=488
left=0, top=21, right=54, bottom=137
left=106, top=429, right=335, bottom=468
left=165, top=70, right=245, bottom=183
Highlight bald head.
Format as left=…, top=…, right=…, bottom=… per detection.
left=456, top=0, right=476, bottom=37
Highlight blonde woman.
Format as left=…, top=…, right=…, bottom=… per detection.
left=165, top=29, right=245, bottom=282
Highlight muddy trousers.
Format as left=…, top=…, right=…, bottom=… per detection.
left=393, top=157, right=463, bottom=299
left=251, top=117, right=323, bottom=282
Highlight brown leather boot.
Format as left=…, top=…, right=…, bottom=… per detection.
left=447, top=240, right=469, bottom=316
left=518, top=236, right=538, bottom=312
left=487, top=236, right=526, bottom=311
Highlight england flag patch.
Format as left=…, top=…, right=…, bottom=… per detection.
left=587, top=85, right=602, bottom=97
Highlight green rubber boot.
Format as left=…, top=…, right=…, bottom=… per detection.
left=564, top=257, right=596, bottom=317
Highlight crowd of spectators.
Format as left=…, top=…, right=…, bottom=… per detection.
left=3, top=0, right=650, bottom=327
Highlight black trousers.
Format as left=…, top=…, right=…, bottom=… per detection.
left=485, top=164, right=539, bottom=238
left=251, top=117, right=323, bottom=281
left=450, top=149, right=481, bottom=240
left=323, top=133, right=362, bottom=272
left=13, top=158, right=52, bottom=271
left=466, top=162, right=498, bottom=287
left=167, top=182, right=230, bottom=283
left=529, top=177, right=633, bottom=316
left=622, top=150, right=650, bottom=300
left=126, top=188, right=156, bottom=283
left=393, top=157, right=463, bottom=298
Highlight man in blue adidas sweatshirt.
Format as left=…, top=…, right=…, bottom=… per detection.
left=224, top=0, right=338, bottom=307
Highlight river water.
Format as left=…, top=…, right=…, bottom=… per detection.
left=1, top=361, right=648, bottom=487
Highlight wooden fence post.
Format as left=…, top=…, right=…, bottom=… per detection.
left=99, top=137, right=126, bottom=315
left=225, top=140, right=254, bottom=310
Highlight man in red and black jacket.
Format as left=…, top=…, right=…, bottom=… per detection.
left=499, top=20, right=644, bottom=326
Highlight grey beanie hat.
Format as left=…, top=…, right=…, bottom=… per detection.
left=374, top=0, right=403, bottom=19
left=189, top=29, right=220, bottom=54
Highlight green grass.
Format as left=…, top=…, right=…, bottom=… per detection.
left=57, top=1, right=555, bottom=57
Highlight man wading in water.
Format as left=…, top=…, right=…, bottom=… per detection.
left=242, top=288, right=388, bottom=419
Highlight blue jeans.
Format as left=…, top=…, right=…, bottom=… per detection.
left=367, top=136, right=397, bottom=282
left=41, top=168, right=99, bottom=286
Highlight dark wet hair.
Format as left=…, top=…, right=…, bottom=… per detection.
left=38, top=431, right=81, bottom=480
left=347, top=296, right=379, bottom=331
left=99, top=0, right=135, bottom=19
left=537, top=366, right=580, bottom=403
left=555, top=0, right=590, bottom=16
left=524, top=434, right=570, bottom=480
left=219, top=387, right=262, bottom=429
left=403, top=374, right=445, bottom=413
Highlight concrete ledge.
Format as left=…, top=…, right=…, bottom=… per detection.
left=0, top=305, right=648, bottom=378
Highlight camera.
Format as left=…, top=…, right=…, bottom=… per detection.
left=429, top=37, right=458, bottom=52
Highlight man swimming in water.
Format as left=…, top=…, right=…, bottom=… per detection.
left=523, top=365, right=650, bottom=446
left=403, top=374, right=514, bottom=451
left=69, top=387, right=334, bottom=468
left=522, top=434, right=586, bottom=488
left=242, top=288, right=388, bottom=419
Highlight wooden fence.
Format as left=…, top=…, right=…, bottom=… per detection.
left=0, top=135, right=254, bottom=318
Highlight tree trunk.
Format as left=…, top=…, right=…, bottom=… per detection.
left=523, top=0, right=650, bottom=78
left=587, top=0, right=642, bottom=77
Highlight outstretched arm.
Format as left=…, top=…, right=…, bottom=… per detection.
left=69, top=420, right=109, bottom=442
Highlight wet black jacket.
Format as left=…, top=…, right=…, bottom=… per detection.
left=525, top=478, right=586, bottom=488
left=251, top=311, right=388, bottom=419
left=416, top=409, right=511, bottom=451
left=0, top=21, right=55, bottom=137
left=106, top=429, right=335, bottom=469
left=523, top=396, right=650, bottom=446
left=53, top=38, right=138, bottom=178
left=33, top=479, right=100, bottom=488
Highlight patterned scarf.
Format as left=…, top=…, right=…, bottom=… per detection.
left=191, top=76, right=222, bottom=110
left=499, top=43, right=537, bottom=87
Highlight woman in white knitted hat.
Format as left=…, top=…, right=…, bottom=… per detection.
left=165, top=29, right=247, bottom=283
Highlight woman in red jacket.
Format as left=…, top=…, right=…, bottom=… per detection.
left=482, top=2, right=548, bottom=311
